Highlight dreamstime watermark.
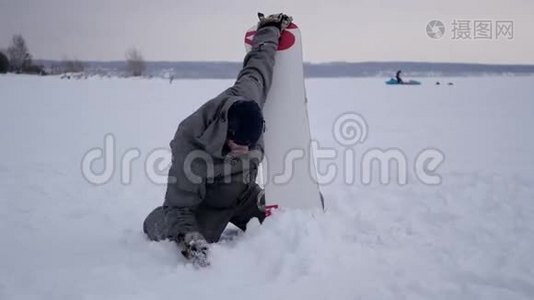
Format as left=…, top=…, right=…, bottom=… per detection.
left=80, top=134, right=171, bottom=185
left=80, top=113, right=445, bottom=186
left=310, top=112, right=444, bottom=185
left=426, top=19, right=514, bottom=40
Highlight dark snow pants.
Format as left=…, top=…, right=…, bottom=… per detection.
left=143, top=184, right=265, bottom=243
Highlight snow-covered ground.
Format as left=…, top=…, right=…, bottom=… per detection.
left=1, top=74, right=534, bottom=299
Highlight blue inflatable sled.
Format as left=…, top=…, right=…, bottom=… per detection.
left=385, top=78, right=421, bottom=85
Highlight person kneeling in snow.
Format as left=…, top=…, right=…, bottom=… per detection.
left=143, top=13, right=292, bottom=267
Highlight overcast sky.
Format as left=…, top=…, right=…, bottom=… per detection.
left=1, top=0, right=533, bottom=63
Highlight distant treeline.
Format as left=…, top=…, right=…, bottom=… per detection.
left=33, top=60, right=534, bottom=79
left=3, top=34, right=534, bottom=78
left=1, top=35, right=46, bottom=75
left=1, top=34, right=146, bottom=77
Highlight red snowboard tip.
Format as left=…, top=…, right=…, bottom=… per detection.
left=287, top=23, right=298, bottom=29
left=244, top=24, right=297, bottom=51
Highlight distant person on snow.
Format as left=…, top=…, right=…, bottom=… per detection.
left=396, top=70, right=404, bottom=84
left=143, top=13, right=293, bottom=267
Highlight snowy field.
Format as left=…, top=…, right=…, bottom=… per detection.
left=1, top=74, right=534, bottom=299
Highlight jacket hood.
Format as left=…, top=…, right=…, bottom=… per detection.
left=195, top=96, right=253, bottom=158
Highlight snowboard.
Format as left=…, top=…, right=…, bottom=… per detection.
left=245, top=23, right=324, bottom=210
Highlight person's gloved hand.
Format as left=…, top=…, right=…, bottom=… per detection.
left=181, top=231, right=210, bottom=268
left=257, top=13, right=293, bottom=31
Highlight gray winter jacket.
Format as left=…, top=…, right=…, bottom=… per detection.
left=162, top=26, right=280, bottom=241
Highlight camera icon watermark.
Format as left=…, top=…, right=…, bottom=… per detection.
left=426, top=19, right=514, bottom=40
left=426, top=20, right=446, bottom=39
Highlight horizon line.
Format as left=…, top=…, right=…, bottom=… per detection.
left=32, top=59, right=534, bottom=67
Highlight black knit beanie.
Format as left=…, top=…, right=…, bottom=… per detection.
left=227, top=101, right=264, bottom=146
